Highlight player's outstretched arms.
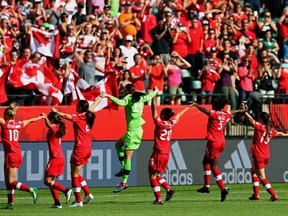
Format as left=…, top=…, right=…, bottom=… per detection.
left=192, top=102, right=210, bottom=116
left=277, top=131, right=288, bottom=137
left=151, top=96, right=158, bottom=120
left=23, top=115, right=44, bottom=127
left=174, top=103, right=193, bottom=122
left=51, top=107, right=73, bottom=121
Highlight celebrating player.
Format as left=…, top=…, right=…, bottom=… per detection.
left=242, top=103, right=288, bottom=201
left=40, top=112, right=72, bottom=208
left=0, top=102, right=42, bottom=209
left=101, top=86, right=158, bottom=193
left=149, top=97, right=192, bottom=204
left=52, top=98, right=102, bottom=207
left=193, top=98, right=247, bottom=202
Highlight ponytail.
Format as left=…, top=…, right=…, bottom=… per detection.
left=56, top=121, right=66, bottom=138
left=259, top=112, right=273, bottom=139
left=85, top=111, right=96, bottom=129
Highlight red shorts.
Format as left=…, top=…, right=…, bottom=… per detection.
left=70, top=148, right=92, bottom=165
left=5, top=153, right=22, bottom=168
left=148, top=152, right=169, bottom=173
left=252, top=156, right=269, bottom=169
left=205, top=140, right=225, bottom=160
left=45, top=158, right=65, bottom=177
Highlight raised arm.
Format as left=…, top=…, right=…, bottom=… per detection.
left=174, top=104, right=192, bottom=122
left=277, top=131, right=288, bottom=136
left=143, top=88, right=158, bottom=103
left=192, top=102, right=210, bottom=116
left=151, top=96, right=158, bottom=120
left=101, top=92, right=128, bottom=106
left=0, top=117, right=5, bottom=126
left=244, top=111, right=256, bottom=126
left=40, top=113, right=53, bottom=129
left=22, top=116, right=43, bottom=128
left=51, top=107, right=73, bottom=121
left=89, top=96, right=103, bottom=111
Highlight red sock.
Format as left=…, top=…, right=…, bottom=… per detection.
left=51, top=181, right=66, bottom=193
left=212, top=168, right=225, bottom=190
left=50, top=188, right=60, bottom=204
left=11, top=181, right=30, bottom=192
left=150, top=178, right=162, bottom=201
left=261, top=179, right=276, bottom=197
left=6, top=186, right=14, bottom=204
left=252, top=176, right=259, bottom=196
left=203, top=163, right=211, bottom=188
left=72, top=177, right=81, bottom=203
left=78, top=175, right=90, bottom=196
left=156, top=176, right=170, bottom=191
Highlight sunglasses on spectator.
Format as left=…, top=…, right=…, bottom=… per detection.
left=265, top=15, right=271, bottom=18
left=263, top=61, right=268, bottom=63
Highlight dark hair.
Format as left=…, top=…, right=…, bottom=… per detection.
left=160, top=108, right=175, bottom=120
left=77, top=100, right=89, bottom=112
left=85, top=111, right=96, bottom=129
left=132, top=92, right=145, bottom=102
left=212, top=97, right=227, bottom=110
left=124, top=83, right=134, bottom=94
left=48, top=112, right=66, bottom=138
left=259, top=112, right=273, bottom=139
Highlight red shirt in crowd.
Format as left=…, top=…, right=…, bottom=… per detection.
left=141, top=14, right=157, bottom=43
left=250, top=122, right=277, bottom=158
left=130, top=65, right=146, bottom=91
left=201, top=68, right=219, bottom=92
left=148, top=64, right=164, bottom=91
left=171, top=31, right=189, bottom=58
left=1, top=120, right=23, bottom=154
left=188, top=27, right=203, bottom=54
left=47, top=124, right=65, bottom=159
left=72, top=113, right=92, bottom=149
left=207, top=110, right=232, bottom=143
left=153, top=116, right=177, bottom=155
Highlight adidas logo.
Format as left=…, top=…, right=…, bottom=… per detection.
left=161, top=141, right=193, bottom=185
left=222, top=140, right=252, bottom=184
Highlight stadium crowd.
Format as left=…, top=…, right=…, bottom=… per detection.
left=0, top=0, right=287, bottom=108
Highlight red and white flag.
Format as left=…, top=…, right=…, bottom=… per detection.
left=29, top=27, right=60, bottom=58
left=8, top=57, right=63, bottom=105
left=0, top=67, right=8, bottom=103
left=64, top=72, right=119, bottom=111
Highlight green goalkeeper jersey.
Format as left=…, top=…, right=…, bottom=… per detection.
left=110, top=90, right=158, bottom=130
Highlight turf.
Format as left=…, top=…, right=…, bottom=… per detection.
left=0, top=183, right=286, bottom=216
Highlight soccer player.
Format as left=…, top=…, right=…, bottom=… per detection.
left=242, top=103, right=288, bottom=201
left=52, top=98, right=102, bottom=207
left=40, top=112, right=73, bottom=208
left=149, top=97, right=192, bottom=204
left=193, top=98, right=247, bottom=202
left=101, top=86, right=158, bottom=193
left=0, top=102, right=42, bottom=209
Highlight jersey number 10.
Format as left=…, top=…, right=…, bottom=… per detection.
left=9, top=129, right=19, bottom=142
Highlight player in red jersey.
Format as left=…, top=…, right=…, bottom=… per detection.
left=193, top=98, right=247, bottom=202
left=51, top=98, right=102, bottom=207
left=41, top=112, right=72, bottom=208
left=0, top=102, right=43, bottom=209
left=242, top=104, right=288, bottom=201
left=149, top=97, right=192, bottom=204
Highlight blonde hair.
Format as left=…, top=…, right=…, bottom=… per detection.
left=4, top=102, right=19, bottom=120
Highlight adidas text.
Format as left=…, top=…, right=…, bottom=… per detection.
left=222, top=168, right=251, bottom=184
left=162, top=169, right=193, bottom=185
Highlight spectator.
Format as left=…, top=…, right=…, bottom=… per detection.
left=236, top=18, right=257, bottom=47
left=241, top=43, right=258, bottom=77
left=164, top=51, right=191, bottom=105
left=59, top=13, right=69, bottom=37
left=129, top=53, right=147, bottom=93
left=217, top=39, right=238, bottom=67
left=46, top=0, right=61, bottom=27
left=72, top=2, right=86, bottom=27
left=92, top=43, right=106, bottom=82
left=187, top=17, right=204, bottom=79
left=203, top=28, right=219, bottom=58
left=63, top=0, right=77, bottom=24
left=147, top=54, right=165, bottom=105
left=257, top=11, right=278, bottom=37
left=258, top=30, right=280, bottom=54
left=28, top=0, right=47, bottom=25
left=276, top=63, right=288, bottom=103
left=150, top=16, right=171, bottom=65
left=139, top=3, right=156, bottom=46
left=119, top=69, right=131, bottom=94
left=170, top=25, right=190, bottom=59
left=119, top=35, right=138, bottom=69
left=118, top=2, right=139, bottom=39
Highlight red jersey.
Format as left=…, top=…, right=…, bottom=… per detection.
left=188, top=27, right=203, bottom=54
left=207, top=110, right=232, bottom=142
left=1, top=120, right=24, bottom=154
left=201, top=69, right=219, bottom=91
left=148, top=64, right=164, bottom=91
left=130, top=65, right=146, bottom=91
left=72, top=113, right=92, bottom=149
left=153, top=116, right=177, bottom=155
left=47, top=124, right=65, bottom=159
left=250, top=122, right=277, bottom=158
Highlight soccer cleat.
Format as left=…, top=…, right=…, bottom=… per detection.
left=248, top=194, right=260, bottom=200
left=4, top=203, right=14, bottom=210
left=221, top=188, right=230, bottom=202
left=165, top=189, right=175, bottom=201
left=31, top=188, right=39, bottom=204
left=113, top=182, right=128, bottom=193
left=65, top=189, right=72, bottom=204
left=152, top=199, right=164, bottom=205
left=51, top=204, right=62, bottom=209
left=114, top=169, right=123, bottom=177
left=196, top=187, right=210, bottom=193
left=70, top=201, right=83, bottom=207
left=270, top=195, right=279, bottom=202
left=83, top=194, right=94, bottom=205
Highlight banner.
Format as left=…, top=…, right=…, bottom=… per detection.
left=269, top=104, right=288, bottom=132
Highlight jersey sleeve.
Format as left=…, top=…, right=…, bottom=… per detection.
left=72, top=114, right=78, bottom=122
left=110, top=95, right=129, bottom=106
left=142, top=89, right=158, bottom=103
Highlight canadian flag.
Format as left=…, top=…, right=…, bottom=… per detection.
left=0, top=67, right=8, bottom=103
left=8, top=57, right=63, bottom=105
left=64, top=72, right=119, bottom=111
left=29, top=27, right=60, bottom=58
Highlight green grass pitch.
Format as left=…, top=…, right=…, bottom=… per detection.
left=0, top=184, right=287, bottom=216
